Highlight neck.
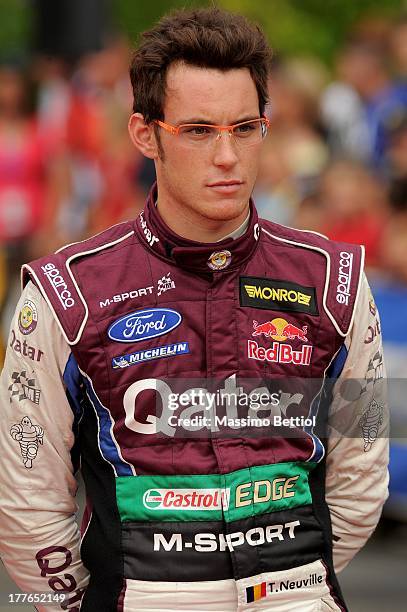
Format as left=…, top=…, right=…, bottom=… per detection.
left=156, top=197, right=250, bottom=243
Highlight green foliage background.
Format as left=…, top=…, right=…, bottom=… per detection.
left=0, top=0, right=404, bottom=63
left=115, top=0, right=405, bottom=63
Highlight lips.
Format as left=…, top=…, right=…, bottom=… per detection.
left=207, top=180, right=243, bottom=187
left=207, top=180, right=244, bottom=195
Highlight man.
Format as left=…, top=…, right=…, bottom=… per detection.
left=0, top=8, right=388, bottom=612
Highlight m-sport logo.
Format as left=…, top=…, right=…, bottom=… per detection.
left=143, top=488, right=230, bottom=511
left=108, top=308, right=182, bottom=343
left=153, top=520, right=300, bottom=552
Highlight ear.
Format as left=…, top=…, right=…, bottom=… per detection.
left=128, top=113, right=158, bottom=159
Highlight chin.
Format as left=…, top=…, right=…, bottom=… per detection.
left=201, top=199, right=248, bottom=222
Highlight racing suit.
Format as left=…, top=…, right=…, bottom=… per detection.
left=0, top=186, right=388, bottom=611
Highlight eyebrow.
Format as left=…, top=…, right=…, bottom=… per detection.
left=174, top=115, right=261, bottom=126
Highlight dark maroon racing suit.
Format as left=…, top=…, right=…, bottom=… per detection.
left=0, top=185, right=388, bottom=611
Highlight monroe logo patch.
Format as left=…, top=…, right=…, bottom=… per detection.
left=240, top=277, right=318, bottom=315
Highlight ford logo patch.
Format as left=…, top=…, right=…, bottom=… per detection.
left=108, top=308, right=182, bottom=343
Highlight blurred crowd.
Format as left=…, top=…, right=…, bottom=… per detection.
left=0, top=13, right=406, bottom=361
left=256, top=14, right=407, bottom=279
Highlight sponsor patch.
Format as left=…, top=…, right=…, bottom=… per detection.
left=41, top=262, right=75, bottom=310
left=359, top=350, right=384, bottom=395
left=99, top=286, right=154, bottom=308
left=365, top=318, right=381, bottom=344
left=143, top=488, right=230, bottom=511
left=116, top=462, right=313, bottom=523
left=245, top=567, right=324, bottom=603
left=359, top=399, right=384, bottom=452
left=139, top=211, right=159, bottom=247
left=252, top=318, right=309, bottom=342
left=8, top=371, right=41, bottom=404
left=120, top=506, right=323, bottom=582
left=9, top=330, right=44, bottom=362
left=336, top=251, right=353, bottom=305
left=157, top=272, right=176, bottom=297
left=10, top=416, right=44, bottom=469
left=36, top=546, right=84, bottom=609
left=112, top=342, right=189, bottom=368
left=18, top=299, right=38, bottom=335
left=108, top=308, right=182, bottom=343
left=208, top=250, right=232, bottom=271
left=248, top=340, right=312, bottom=366
left=153, top=520, right=300, bottom=553
left=240, top=277, right=318, bottom=315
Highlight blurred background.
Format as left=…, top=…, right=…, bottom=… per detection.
left=0, top=0, right=406, bottom=610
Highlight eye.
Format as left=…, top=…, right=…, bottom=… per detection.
left=235, top=122, right=256, bottom=134
left=179, top=124, right=213, bottom=139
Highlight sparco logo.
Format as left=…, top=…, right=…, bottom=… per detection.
left=41, top=263, right=75, bottom=310
left=336, top=251, right=353, bottom=305
left=143, top=488, right=230, bottom=511
left=154, top=520, right=300, bottom=552
left=139, top=211, right=159, bottom=247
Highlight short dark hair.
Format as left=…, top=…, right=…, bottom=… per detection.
left=129, top=7, right=272, bottom=122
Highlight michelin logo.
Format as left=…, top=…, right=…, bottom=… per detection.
left=112, top=342, right=189, bottom=368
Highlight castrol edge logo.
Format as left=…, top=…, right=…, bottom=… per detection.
left=143, top=488, right=230, bottom=511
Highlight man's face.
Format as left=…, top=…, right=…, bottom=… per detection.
left=154, top=63, right=263, bottom=224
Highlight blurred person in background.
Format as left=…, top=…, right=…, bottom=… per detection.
left=321, top=27, right=407, bottom=172
left=255, top=58, right=328, bottom=225
left=0, top=62, right=55, bottom=263
left=389, top=14, right=407, bottom=79
left=383, top=111, right=407, bottom=179
left=380, top=177, right=407, bottom=284
left=338, top=40, right=407, bottom=170
left=0, top=61, right=65, bottom=356
left=31, top=37, right=145, bottom=247
left=31, top=54, right=93, bottom=247
left=0, top=6, right=389, bottom=612
left=320, top=46, right=372, bottom=162
left=294, top=160, right=389, bottom=269
left=69, top=34, right=146, bottom=234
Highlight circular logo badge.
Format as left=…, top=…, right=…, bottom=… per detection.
left=207, top=250, right=232, bottom=271
left=18, top=299, right=38, bottom=335
left=143, top=489, right=163, bottom=509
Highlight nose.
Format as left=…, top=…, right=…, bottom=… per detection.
left=211, top=130, right=239, bottom=168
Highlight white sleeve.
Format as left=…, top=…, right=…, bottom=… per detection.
left=0, top=282, right=89, bottom=611
left=325, top=273, right=389, bottom=573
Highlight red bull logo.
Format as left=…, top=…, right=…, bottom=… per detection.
left=250, top=318, right=312, bottom=365
left=248, top=340, right=312, bottom=366
left=252, top=318, right=309, bottom=342
left=252, top=320, right=278, bottom=338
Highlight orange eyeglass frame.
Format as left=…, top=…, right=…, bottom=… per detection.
left=154, top=116, right=270, bottom=137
